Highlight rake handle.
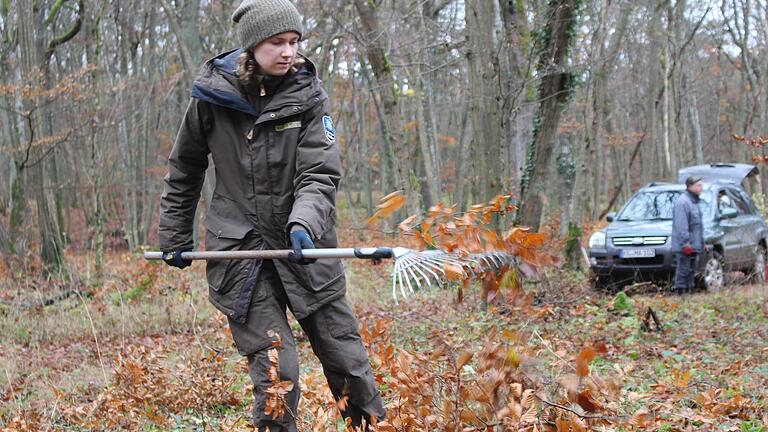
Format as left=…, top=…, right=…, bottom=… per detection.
left=144, top=247, right=394, bottom=261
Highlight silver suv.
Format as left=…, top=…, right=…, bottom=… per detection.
left=588, top=164, right=767, bottom=291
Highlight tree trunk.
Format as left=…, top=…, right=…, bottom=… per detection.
left=465, top=0, right=505, bottom=204
left=518, top=0, right=579, bottom=230
left=354, top=0, right=417, bottom=214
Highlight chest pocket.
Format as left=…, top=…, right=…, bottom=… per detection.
left=267, top=118, right=302, bottom=169
left=689, top=207, right=702, bottom=231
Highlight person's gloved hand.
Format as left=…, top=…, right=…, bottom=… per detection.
left=682, top=244, right=694, bottom=256
left=162, top=249, right=192, bottom=269
left=289, top=224, right=317, bottom=265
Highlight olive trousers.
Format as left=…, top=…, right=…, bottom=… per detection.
left=226, top=260, right=385, bottom=431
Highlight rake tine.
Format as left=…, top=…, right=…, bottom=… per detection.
left=423, top=254, right=452, bottom=266
left=476, top=253, right=503, bottom=270
left=434, top=255, right=469, bottom=279
left=410, top=255, right=448, bottom=287
left=391, top=267, right=399, bottom=303
left=413, top=255, right=445, bottom=273
left=477, top=254, right=496, bottom=270
left=412, top=256, right=449, bottom=279
left=469, top=259, right=484, bottom=273
left=401, top=263, right=422, bottom=292
left=459, top=257, right=479, bottom=277
left=407, top=266, right=424, bottom=292
left=390, top=249, right=516, bottom=302
left=403, top=267, right=418, bottom=294
left=395, top=254, right=418, bottom=276
left=397, top=265, right=408, bottom=300
left=430, top=255, right=468, bottom=278
left=396, top=255, right=416, bottom=292
left=399, top=252, right=421, bottom=269
left=491, top=253, right=507, bottom=266
left=410, top=258, right=443, bottom=287
left=403, top=255, right=436, bottom=290
left=410, top=263, right=437, bottom=290
left=393, top=256, right=407, bottom=301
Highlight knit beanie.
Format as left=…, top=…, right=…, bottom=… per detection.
left=232, top=0, right=304, bottom=50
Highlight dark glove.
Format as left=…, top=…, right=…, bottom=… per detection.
left=289, top=225, right=316, bottom=265
left=682, top=244, right=694, bottom=256
left=162, top=249, right=192, bottom=269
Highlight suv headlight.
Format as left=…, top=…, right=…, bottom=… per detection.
left=589, top=231, right=606, bottom=249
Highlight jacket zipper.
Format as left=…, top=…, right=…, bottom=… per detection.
left=248, top=120, right=257, bottom=199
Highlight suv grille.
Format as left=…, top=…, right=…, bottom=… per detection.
left=612, top=236, right=667, bottom=246
left=616, top=256, right=665, bottom=266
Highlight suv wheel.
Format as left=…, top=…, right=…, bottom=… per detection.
left=749, top=245, right=767, bottom=283
left=701, top=252, right=725, bottom=292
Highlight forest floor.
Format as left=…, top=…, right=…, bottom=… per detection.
left=1, top=234, right=767, bottom=431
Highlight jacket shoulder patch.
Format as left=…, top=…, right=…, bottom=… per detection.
left=322, top=115, right=335, bottom=143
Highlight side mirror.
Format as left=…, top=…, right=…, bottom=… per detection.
left=606, top=212, right=616, bottom=222
left=720, top=207, right=738, bottom=219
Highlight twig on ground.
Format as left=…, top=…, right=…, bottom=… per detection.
left=4, top=366, right=21, bottom=417
left=641, top=306, right=663, bottom=332
left=534, top=394, right=617, bottom=421
left=75, top=290, right=108, bottom=384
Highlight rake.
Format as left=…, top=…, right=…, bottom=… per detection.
left=144, top=247, right=514, bottom=302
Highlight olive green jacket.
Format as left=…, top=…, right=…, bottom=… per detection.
left=159, top=49, right=345, bottom=323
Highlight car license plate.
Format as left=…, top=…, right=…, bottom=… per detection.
left=619, top=248, right=655, bottom=258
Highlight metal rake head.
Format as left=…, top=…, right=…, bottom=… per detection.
left=390, top=247, right=513, bottom=302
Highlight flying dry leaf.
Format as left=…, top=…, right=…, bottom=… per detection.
left=398, top=214, right=418, bottom=232
left=444, top=262, right=466, bottom=281
left=337, top=395, right=349, bottom=411
left=575, top=347, right=596, bottom=378
left=518, top=261, right=539, bottom=278
left=365, top=191, right=406, bottom=227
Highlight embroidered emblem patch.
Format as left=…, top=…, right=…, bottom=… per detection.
left=275, top=121, right=302, bottom=131
left=322, top=115, right=335, bottom=143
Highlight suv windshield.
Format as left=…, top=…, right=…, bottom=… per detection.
left=618, top=190, right=711, bottom=221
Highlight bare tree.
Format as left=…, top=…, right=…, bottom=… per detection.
left=518, top=0, right=580, bottom=230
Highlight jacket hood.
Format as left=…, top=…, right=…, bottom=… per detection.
left=191, top=49, right=322, bottom=118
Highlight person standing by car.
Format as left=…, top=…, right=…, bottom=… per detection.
left=157, top=1, right=386, bottom=430
left=671, top=176, right=705, bottom=295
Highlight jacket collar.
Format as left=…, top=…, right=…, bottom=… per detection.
left=191, top=49, right=322, bottom=120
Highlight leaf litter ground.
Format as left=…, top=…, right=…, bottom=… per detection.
left=1, top=252, right=766, bottom=431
